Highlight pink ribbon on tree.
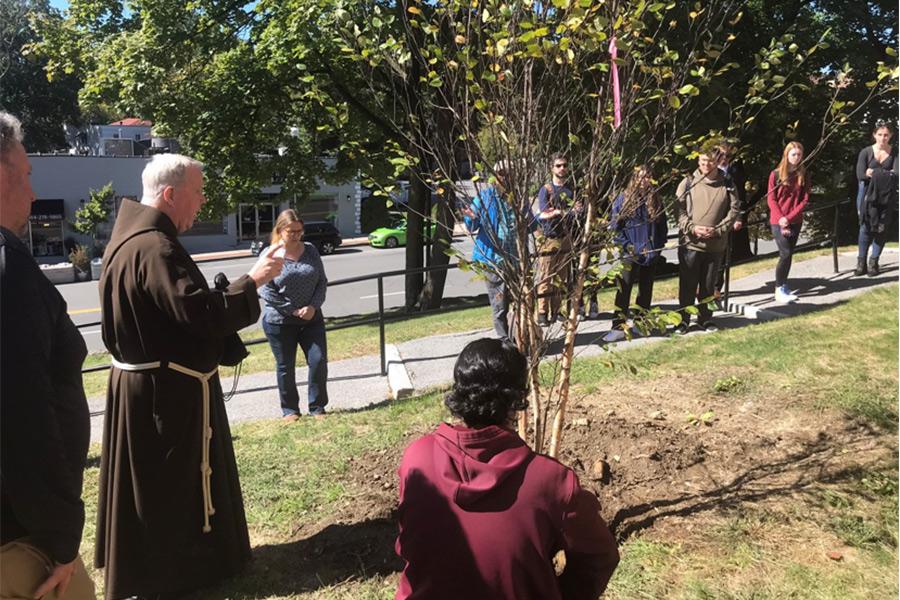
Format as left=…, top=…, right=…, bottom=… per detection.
left=609, top=36, right=622, bottom=129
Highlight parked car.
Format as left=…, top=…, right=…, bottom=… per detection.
left=250, top=220, right=342, bottom=256
left=368, top=219, right=435, bottom=248
left=302, top=221, right=343, bottom=255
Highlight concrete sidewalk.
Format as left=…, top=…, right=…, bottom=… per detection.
left=87, top=251, right=898, bottom=443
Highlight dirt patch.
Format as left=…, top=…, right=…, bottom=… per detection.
left=559, top=378, right=893, bottom=543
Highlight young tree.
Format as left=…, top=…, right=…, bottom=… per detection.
left=72, top=181, right=114, bottom=255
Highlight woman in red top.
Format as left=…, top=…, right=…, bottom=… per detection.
left=767, top=141, right=810, bottom=303
left=395, top=338, right=619, bottom=600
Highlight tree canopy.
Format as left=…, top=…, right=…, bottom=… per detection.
left=0, top=0, right=83, bottom=151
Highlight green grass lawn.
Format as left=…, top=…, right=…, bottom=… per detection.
left=79, top=244, right=858, bottom=398
left=76, top=284, right=898, bottom=599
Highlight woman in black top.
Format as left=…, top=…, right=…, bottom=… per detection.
left=855, top=122, right=896, bottom=276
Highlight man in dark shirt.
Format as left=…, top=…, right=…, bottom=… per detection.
left=0, top=112, right=95, bottom=598
left=535, top=153, right=579, bottom=326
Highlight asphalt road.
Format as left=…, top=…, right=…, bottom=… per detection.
left=63, top=239, right=483, bottom=353
left=63, top=232, right=792, bottom=354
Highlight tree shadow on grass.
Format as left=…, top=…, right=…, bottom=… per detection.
left=191, top=517, right=402, bottom=599
left=608, top=421, right=890, bottom=542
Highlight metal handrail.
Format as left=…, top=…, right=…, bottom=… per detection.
left=78, top=197, right=852, bottom=377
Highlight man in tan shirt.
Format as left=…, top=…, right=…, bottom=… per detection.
left=675, top=148, right=740, bottom=331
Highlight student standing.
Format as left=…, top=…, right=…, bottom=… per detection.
left=535, top=153, right=580, bottom=326
left=766, top=142, right=810, bottom=303
left=676, top=146, right=740, bottom=331
left=855, top=122, right=897, bottom=276
left=604, top=166, right=668, bottom=342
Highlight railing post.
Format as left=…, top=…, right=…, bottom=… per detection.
left=723, top=231, right=733, bottom=309
left=832, top=201, right=840, bottom=273
left=378, top=276, right=386, bottom=376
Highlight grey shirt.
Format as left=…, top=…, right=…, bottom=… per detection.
left=259, top=242, right=328, bottom=324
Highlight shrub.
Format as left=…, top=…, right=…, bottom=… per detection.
left=69, top=244, right=91, bottom=272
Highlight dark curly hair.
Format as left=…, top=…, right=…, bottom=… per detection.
left=445, top=338, right=529, bottom=428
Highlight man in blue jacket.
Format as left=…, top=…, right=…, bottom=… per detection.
left=461, top=161, right=528, bottom=341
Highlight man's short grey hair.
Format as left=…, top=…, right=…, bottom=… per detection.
left=0, top=112, right=24, bottom=163
left=142, top=153, right=205, bottom=200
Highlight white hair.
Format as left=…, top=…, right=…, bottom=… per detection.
left=141, top=153, right=204, bottom=201
left=0, top=112, right=24, bottom=163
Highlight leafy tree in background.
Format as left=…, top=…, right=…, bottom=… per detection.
left=72, top=181, right=114, bottom=255
left=0, top=0, right=82, bottom=151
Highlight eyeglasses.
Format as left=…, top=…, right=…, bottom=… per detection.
left=284, top=228, right=304, bottom=235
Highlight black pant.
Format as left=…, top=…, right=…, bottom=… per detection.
left=678, top=248, right=723, bottom=325
left=613, top=261, right=657, bottom=326
left=771, top=223, right=801, bottom=287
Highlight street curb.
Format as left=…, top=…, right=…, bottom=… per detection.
left=190, top=237, right=373, bottom=263
left=385, top=344, right=414, bottom=400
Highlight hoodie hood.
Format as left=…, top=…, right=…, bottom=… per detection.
left=104, top=199, right=178, bottom=263
left=431, top=422, right=533, bottom=509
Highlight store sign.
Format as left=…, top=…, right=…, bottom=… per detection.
left=29, top=199, right=65, bottom=222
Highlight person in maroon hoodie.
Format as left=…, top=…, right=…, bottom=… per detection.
left=766, top=141, right=810, bottom=304
left=395, top=338, right=619, bottom=600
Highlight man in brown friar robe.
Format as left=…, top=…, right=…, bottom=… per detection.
left=94, top=154, right=284, bottom=598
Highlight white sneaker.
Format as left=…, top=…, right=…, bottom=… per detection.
left=774, top=285, right=796, bottom=304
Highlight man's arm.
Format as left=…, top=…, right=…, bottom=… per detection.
left=0, top=251, right=85, bottom=566
left=712, top=184, right=741, bottom=237
left=675, top=177, right=694, bottom=236
left=142, top=238, right=262, bottom=337
left=462, top=194, right=482, bottom=232
left=537, top=185, right=559, bottom=220
left=557, top=472, right=620, bottom=600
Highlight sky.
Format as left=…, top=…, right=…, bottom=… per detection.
left=49, top=0, right=68, bottom=11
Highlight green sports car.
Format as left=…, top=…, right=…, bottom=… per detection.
left=368, top=220, right=435, bottom=248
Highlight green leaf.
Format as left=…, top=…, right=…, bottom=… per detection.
left=668, top=95, right=681, bottom=109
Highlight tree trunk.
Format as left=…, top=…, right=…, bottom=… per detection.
left=419, top=189, right=455, bottom=309
left=548, top=199, right=595, bottom=458
left=405, top=175, right=427, bottom=309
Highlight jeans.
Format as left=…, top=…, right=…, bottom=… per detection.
left=613, top=260, right=657, bottom=326
left=263, top=316, right=329, bottom=416
left=857, top=180, right=891, bottom=261
left=678, top=248, right=723, bottom=326
left=771, top=223, right=801, bottom=287
left=485, top=271, right=510, bottom=340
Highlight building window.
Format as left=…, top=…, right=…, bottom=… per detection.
left=28, top=199, right=65, bottom=258
left=182, top=217, right=228, bottom=237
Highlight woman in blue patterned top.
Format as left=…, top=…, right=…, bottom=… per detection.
left=259, top=209, right=329, bottom=420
